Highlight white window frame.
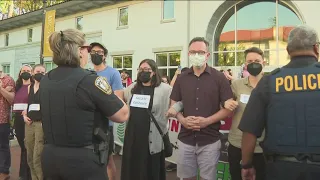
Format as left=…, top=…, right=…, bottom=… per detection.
left=76, top=16, right=83, bottom=30
left=112, top=55, right=133, bottom=73
left=27, top=28, right=33, bottom=42
left=162, top=0, right=175, bottom=20
left=118, top=7, right=129, bottom=27
left=154, top=51, right=181, bottom=78
left=4, top=33, right=9, bottom=46
left=2, top=64, right=10, bottom=75
left=44, top=61, right=57, bottom=72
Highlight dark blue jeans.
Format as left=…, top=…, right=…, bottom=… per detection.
left=0, top=123, right=10, bottom=174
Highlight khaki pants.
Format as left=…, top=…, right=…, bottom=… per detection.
left=25, top=121, right=44, bottom=180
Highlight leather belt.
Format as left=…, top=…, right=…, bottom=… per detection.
left=271, top=156, right=320, bottom=165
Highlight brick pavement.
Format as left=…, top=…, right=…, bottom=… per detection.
left=9, top=141, right=179, bottom=180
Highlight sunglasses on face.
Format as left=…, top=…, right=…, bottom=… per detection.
left=80, top=45, right=92, bottom=52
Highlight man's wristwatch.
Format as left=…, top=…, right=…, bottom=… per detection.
left=240, top=160, right=253, bottom=169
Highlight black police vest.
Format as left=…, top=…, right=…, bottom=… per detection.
left=263, top=63, right=320, bottom=156
left=27, top=84, right=41, bottom=121
left=40, top=67, right=95, bottom=147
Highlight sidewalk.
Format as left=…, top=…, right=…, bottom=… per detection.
left=9, top=140, right=179, bottom=180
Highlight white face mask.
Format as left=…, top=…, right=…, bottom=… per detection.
left=189, top=53, right=206, bottom=68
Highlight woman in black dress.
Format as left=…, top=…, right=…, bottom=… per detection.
left=121, top=59, right=172, bottom=180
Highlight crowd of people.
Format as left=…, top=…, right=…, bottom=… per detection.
left=0, top=24, right=319, bottom=180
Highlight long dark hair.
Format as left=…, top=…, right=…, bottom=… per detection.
left=131, top=59, right=162, bottom=94
left=15, top=65, right=34, bottom=92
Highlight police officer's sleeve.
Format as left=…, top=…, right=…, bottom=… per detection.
left=83, top=75, right=124, bottom=117
left=238, top=76, right=269, bottom=138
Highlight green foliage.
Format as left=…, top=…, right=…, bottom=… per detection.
left=217, top=42, right=246, bottom=66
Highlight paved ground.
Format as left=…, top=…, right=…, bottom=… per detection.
left=9, top=141, right=179, bottom=180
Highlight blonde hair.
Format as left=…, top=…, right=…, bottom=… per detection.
left=49, top=29, right=85, bottom=66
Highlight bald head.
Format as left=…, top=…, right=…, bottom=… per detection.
left=287, top=25, right=319, bottom=57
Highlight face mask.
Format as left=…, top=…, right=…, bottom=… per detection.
left=33, top=73, right=44, bottom=82
left=91, top=54, right=104, bottom=65
left=247, top=62, right=263, bottom=76
left=138, top=71, right=152, bottom=83
left=21, top=72, right=31, bottom=80
left=189, top=54, right=206, bottom=68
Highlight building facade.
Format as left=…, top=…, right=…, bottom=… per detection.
left=0, top=0, right=318, bottom=80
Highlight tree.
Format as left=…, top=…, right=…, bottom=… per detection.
left=269, top=16, right=276, bottom=27
left=14, top=0, right=65, bottom=13
left=217, top=42, right=246, bottom=66
left=0, top=1, right=14, bottom=19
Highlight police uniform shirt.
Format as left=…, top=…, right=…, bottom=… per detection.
left=48, top=66, right=124, bottom=117
left=238, top=56, right=318, bottom=137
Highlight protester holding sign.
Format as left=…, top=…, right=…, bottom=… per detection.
left=121, top=59, right=171, bottom=180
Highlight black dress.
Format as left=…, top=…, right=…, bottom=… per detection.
left=121, top=85, right=166, bottom=180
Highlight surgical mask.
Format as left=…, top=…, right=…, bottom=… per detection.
left=189, top=54, right=206, bottom=68
left=247, top=63, right=263, bottom=76
left=33, top=73, right=44, bottom=82
left=21, top=72, right=31, bottom=80
left=91, top=54, right=104, bottom=65
left=138, top=71, right=151, bottom=83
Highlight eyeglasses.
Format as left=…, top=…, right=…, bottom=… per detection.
left=90, top=50, right=104, bottom=55
left=80, top=45, right=92, bottom=52
left=189, top=50, right=207, bottom=56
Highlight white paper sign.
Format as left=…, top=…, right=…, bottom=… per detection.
left=240, top=94, right=250, bottom=104
left=130, top=94, right=151, bottom=109
left=13, top=103, right=28, bottom=111
left=28, top=104, right=40, bottom=112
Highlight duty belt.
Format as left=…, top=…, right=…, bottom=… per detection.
left=267, top=155, right=320, bottom=165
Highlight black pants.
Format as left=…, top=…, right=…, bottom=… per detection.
left=14, top=112, right=31, bottom=179
left=0, top=123, right=10, bottom=174
left=228, top=143, right=266, bottom=180
left=42, top=144, right=108, bottom=180
left=266, top=160, right=320, bottom=180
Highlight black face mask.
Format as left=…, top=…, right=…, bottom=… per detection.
left=33, top=73, right=44, bottom=82
left=247, top=62, right=262, bottom=76
left=138, top=71, right=152, bottom=83
left=91, top=54, right=104, bottom=65
left=21, top=72, right=31, bottom=80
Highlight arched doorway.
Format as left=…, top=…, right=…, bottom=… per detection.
left=205, top=0, right=304, bottom=67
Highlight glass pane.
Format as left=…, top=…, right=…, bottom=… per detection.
left=123, top=56, right=132, bottom=68
left=236, top=2, right=276, bottom=51
left=169, top=68, right=177, bottom=80
left=76, top=16, right=83, bottom=30
left=264, top=50, right=278, bottom=66
left=156, top=53, right=168, bottom=66
left=278, top=3, right=302, bottom=51
left=278, top=50, right=290, bottom=66
left=214, top=6, right=235, bottom=66
left=113, top=57, right=122, bottom=68
left=5, top=34, right=9, bottom=46
left=119, top=8, right=128, bottom=26
left=213, top=52, right=236, bottom=66
left=158, top=69, right=167, bottom=77
left=169, top=52, right=180, bottom=66
left=163, top=0, right=174, bottom=19
left=44, top=62, right=52, bottom=71
left=28, top=29, right=33, bottom=42
left=236, top=51, right=246, bottom=67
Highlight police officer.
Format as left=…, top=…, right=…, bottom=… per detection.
left=239, top=25, right=320, bottom=180
left=39, top=29, right=129, bottom=180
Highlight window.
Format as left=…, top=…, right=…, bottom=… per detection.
left=76, top=16, right=83, bottom=30
left=155, top=52, right=180, bottom=80
left=113, top=55, right=132, bottom=77
left=27, top=28, right=33, bottom=42
left=163, top=0, right=174, bottom=20
left=44, top=61, right=57, bottom=72
left=2, top=64, right=10, bottom=75
left=212, top=1, right=302, bottom=67
left=118, top=7, right=128, bottom=26
left=5, top=34, right=9, bottom=46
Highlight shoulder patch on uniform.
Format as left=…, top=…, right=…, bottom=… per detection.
left=95, top=76, right=112, bottom=95
left=270, top=68, right=281, bottom=75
